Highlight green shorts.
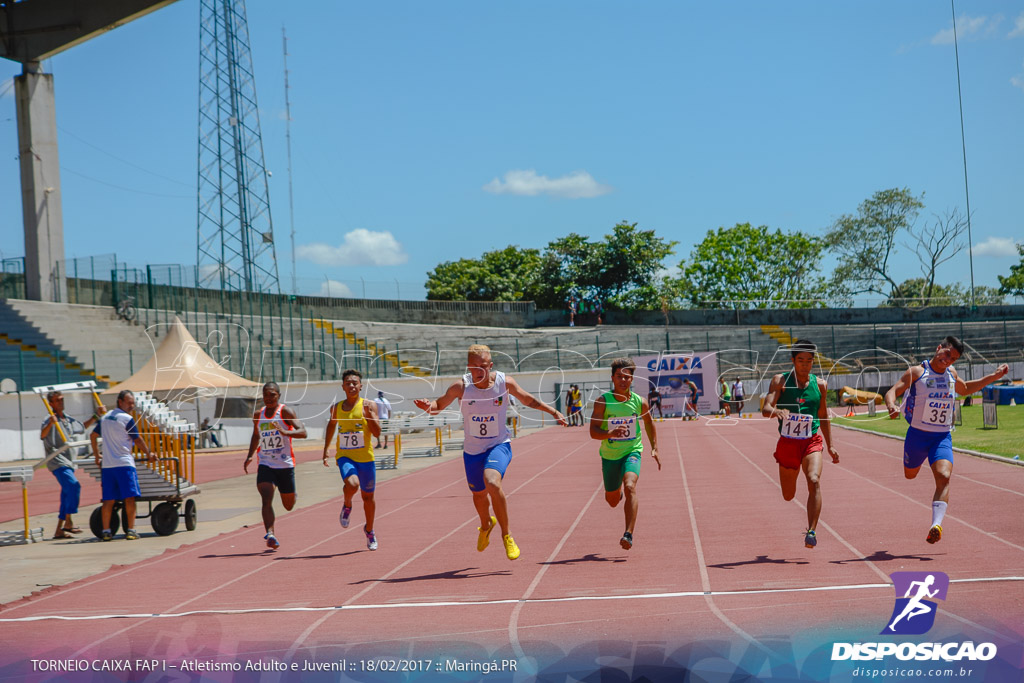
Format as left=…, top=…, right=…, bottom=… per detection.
left=602, top=451, right=642, bottom=491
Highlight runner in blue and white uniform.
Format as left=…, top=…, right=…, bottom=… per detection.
left=884, top=336, right=1008, bottom=545
left=244, top=382, right=307, bottom=550
left=415, top=344, right=566, bottom=560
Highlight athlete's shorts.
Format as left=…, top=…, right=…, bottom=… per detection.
left=337, top=457, right=376, bottom=493
left=773, top=432, right=824, bottom=470
left=463, top=441, right=513, bottom=492
left=903, top=426, right=954, bottom=470
left=569, top=405, right=581, bottom=414
left=257, top=464, right=296, bottom=495
left=602, top=451, right=642, bottom=491
left=101, top=466, right=140, bottom=501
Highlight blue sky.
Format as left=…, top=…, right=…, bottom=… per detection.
left=1, top=1, right=1021, bottom=301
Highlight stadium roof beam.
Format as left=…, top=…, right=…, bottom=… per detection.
left=1, top=0, right=179, bottom=301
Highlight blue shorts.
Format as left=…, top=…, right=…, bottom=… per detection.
left=101, top=466, right=141, bottom=501
left=903, top=426, right=954, bottom=470
left=337, top=457, right=376, bottom=493
left=463, top=441, right=513, bottom=492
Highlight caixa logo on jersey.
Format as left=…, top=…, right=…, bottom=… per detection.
left=831, top=572, right=997, bottom=662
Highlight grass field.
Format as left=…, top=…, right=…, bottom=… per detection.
left=835, top=404, right=1024, bottom=459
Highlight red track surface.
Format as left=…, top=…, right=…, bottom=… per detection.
left=1, top=420, right=1022, bottom=679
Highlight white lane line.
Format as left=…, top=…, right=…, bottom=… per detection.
left=5, top=576, right=1020, bottom=623
left=280, top=439, right=592, bottom=665
left=507, top=482, right=603, bottom=665
left=67, top=463, right=474, bottom=657
left=0, top=451, right=455, bottom=615
left=821, top=436, right=1024, bottom=553
left=707, top=424, right=891, bottom=583
left=673, top=428, right=771, bottom=654
left=838, top=432, right=1024, bottom=498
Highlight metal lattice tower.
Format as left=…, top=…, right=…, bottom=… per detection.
left=196, top=0, right=280, bottom=294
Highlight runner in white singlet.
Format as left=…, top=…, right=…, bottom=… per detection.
left=244, top=382, right=307, bottom=550
left=414, top=344, right=566, bottom=560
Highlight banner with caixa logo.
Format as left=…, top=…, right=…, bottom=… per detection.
left=831, top=572, right=998, bottom=666
left=633, top=353, right=719, bottom=417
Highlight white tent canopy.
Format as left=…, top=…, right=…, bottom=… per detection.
left=102, top=316, right=260, bottom=398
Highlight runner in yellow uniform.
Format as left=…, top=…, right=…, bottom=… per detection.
left=323, top=369, right=381, bottom=550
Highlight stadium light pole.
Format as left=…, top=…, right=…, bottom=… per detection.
left=951, top=0, right=976, bottom=309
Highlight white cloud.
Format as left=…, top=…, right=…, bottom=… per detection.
left=931, top=15, right=990, bottom=45
left=319, top=279, right=354, bottom=297
left=297, top=229, right=408, bottom=266
left=1009, top=13, right=1024, bottom=38
left=972, top=236, right=1018, bottom=257
left=483, top=169, right=612, bottom=199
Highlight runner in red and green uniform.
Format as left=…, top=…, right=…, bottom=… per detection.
left=589, top=358, right=661, bottom=550
left=762, top=339, right=839, bottom=549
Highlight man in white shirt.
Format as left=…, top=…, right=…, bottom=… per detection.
left=374, top=391, right=392, bottom=449
left=90, top=390, right=155, bottom=541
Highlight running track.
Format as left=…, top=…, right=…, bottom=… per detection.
left=1, top=420, right=1022, bottom=680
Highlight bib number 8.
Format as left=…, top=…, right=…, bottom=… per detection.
left=471, top=420, right=495, bottom=438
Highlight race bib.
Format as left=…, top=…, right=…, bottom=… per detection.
left=607, top=416, right=638, bottom=442
left=338, top=431, right=365, bottom=450
left=260, top=429, right=284, bottom=451
left=781, top=413, right=813, bottom=440
left=468, top=416, right=499, bottom=438
left=922, top=400, right=954, bottom=427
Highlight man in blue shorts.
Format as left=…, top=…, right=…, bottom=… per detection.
left=322, top=369, right=382, bottom=550
left=89, top=390, right=155, bottom=541
left=884, top=336, right=1008, bottom=544
left=415, top=344, right=566, bottom=560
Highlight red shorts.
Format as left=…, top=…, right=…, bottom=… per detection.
left=773, top=432, right=824, bottom=470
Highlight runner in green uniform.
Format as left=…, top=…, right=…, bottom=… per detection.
left=762, top=339, right=839, bottom=549
left=589, top=358, right=661, bottom=550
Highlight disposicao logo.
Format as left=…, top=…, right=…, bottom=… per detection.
left=882, top=571, right=948, bottom=635
left=831, top=571, right=998, bottom=662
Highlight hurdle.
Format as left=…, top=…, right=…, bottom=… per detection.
left=0, top=465, right=43, bottom=545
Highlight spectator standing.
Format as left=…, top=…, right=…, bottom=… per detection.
left=41, top=391, right=102, bottom=539
left=374, top=390, right=392, bottom=449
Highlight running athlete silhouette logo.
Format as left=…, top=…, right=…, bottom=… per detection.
left=882, top=572, right=949, bottom=635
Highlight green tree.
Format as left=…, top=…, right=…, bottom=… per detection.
left=425, top=246, right=542, bottom=301
left=825, top=187, right=925, bottom=302
left=535, top=222, right=676, bottom=309
left=884, top=278, right=1005, bottom=307
left=679, top=223, right=827, bottom=308
left=998, top=243, right=1024, bottom=297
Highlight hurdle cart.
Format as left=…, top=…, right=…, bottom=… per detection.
left=33, top=382, right=201, bottom=537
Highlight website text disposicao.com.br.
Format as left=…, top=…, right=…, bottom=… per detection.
left=850, top=665, right=978, bottom=679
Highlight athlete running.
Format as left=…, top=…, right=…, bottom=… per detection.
left=762, top=339, right=840, bottom=549
left=888, top=575, right=939, bottom=632
left=322, top=369, right=381, bottom=550
left=590, top=358, right=661, bottom=550
left=244, top=382, right=307, bottom=550
left=414, top=344, right=566, bottom=560
left=884, top=336, right=1008, bottom=544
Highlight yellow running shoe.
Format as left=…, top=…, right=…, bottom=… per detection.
left=503, top=533, right=520, bottom=560
left=926, top=525, right=942, bottom=544
left=477, top=516, right=497, bottom=552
